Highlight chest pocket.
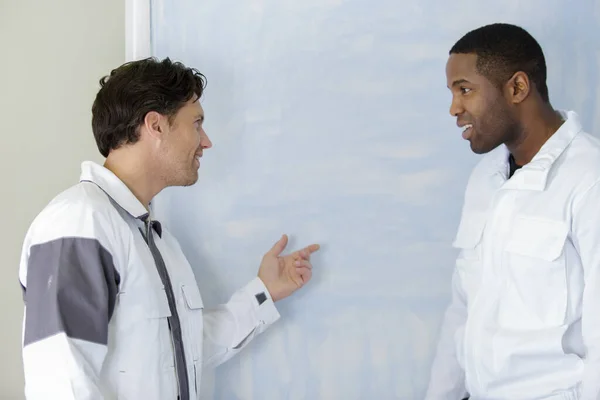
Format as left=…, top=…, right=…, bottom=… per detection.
left=114, top=286, right=177, bottom=400
left=181, top=284, right=204, bottom=358
left=452, top=212, right=486, bottom=304
left=500, top=216, right=569, bottom=330
left=180, top=283, right=204, bottom=398
left=115, top=286, right=174, bottom=366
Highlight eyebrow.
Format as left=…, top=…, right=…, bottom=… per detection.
left=448, top=79, right=470, bottom=89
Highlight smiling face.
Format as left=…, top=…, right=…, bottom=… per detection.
left=158, top=96, right=212, bottom=187
left=446, top=53, right=520, bottom=154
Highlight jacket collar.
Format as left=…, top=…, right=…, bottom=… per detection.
left=79, top=161, right=162, bottom=236
left=489, top=110, right=582, bottom=191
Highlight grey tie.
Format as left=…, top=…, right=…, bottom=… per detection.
left=142, top=218, right=189, bottom=400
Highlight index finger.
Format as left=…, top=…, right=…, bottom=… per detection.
left=294, top=244, right=320, bottom=260
left=304, top=244, right=320, bottom=254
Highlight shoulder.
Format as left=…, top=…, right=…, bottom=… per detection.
left=563, top=131, right=600, bottom=179
left=23, top=181, right=122, bottom=252
left=544, top=130, right=600, bottom=208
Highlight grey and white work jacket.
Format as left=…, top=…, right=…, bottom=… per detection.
left=19, top=161, right=280, bottom=399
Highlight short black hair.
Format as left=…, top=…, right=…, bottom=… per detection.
left=450, top=23, right=549, bottom=103
left=91, top=57, right=207, bottom=157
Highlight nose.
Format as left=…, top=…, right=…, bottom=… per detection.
left=449, top=95, right=464, bottom=117
left=201, top=128, right=213, bottom=149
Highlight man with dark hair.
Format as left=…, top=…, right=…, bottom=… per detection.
left=19, top=57, right=320, bottom=400
left=425, top=23, right=600, bottom=399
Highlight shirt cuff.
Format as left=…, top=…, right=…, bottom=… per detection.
left=244, top=277, right=280, bottom=326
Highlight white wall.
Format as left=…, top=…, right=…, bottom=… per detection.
left=151, top=0, right=600, bottom=398
left=0, top=1, right=124, bottom=398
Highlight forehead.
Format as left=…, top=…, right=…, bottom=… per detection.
left=177, top=96, right=204, bottom=118
left=445, top=53, right=480, bottom=85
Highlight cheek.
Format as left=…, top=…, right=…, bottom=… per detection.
left=182, top=129, right=200, bottom=150
left=192, top=129, right=202, bottom=147
left=462, top=95, right=482, bottom=119
left=473, top=97, right=497, bottom=126
left=480, top=109, right=514, bottom=143
left=486, top=100, right=511, bottom=126
left=168, top=133, right=196, bottom=161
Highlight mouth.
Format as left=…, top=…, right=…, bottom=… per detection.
left=194, top=154, right=201, bottom=167
left=461, top=124, right=474, bottom=140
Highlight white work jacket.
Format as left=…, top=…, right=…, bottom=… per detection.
left=19, top=161, right=280, bottom=399
left=426, top=110, right=600, bottom=400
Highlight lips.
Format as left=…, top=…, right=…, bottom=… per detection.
left=461, top=123, right=473, bottom=140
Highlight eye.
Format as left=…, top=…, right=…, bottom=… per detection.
left=460, top=87, right=472, bottom=95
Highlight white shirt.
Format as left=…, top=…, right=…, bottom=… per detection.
left=426, top=110, right=600, bottom=400
left=19, top=161, right=280, bottom=400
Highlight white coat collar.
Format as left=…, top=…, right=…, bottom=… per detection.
left=79, top=160, right=151, bottom=220
left=489, top=110, right=582, bottom=191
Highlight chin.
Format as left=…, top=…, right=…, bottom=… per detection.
left=181, top=177, right=198, bottom=187
left=470, top=141, right=500, bottom=155
left=171, top=172, right=199, bottom=188
left=470, top=144, right=487, bottom=154
left=186, top=171, right=199, bottom=186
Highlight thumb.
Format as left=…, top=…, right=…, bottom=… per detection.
left=268, top=234, right=288, bottom=257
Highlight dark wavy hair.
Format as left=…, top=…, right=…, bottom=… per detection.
left=91, top=57, right=207, bottom=157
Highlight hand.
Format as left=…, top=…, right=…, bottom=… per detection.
left=258, top=234, right=320, bottom=302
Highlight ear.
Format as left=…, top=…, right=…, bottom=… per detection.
left=141, top=111, right=168, bottom=141
left=506, top=71, right=530, bottom=104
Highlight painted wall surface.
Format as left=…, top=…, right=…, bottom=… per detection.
left=0, top=1, right=124, bottom=398
left=150, top=1, right=600, bottom=398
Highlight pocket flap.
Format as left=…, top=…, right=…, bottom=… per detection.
left=181, top=284, right=204, bottom=310
left=118, top=287, right=173, bottom=319
left=452, top=212, right=487, bottom=249
left=505, top=217, right=569, bottom=261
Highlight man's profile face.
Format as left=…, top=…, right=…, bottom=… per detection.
left=446, top=53, right=518, bottom=154
left=159, top=97, right=212, bottom=187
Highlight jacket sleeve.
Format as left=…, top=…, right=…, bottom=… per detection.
left=424, top=263, right=469, bottom=400
left=571, top=179, right=600, bottom=400
left=202, top=277, right=280, bottom=368
left=19, top=205, right=120, bottom=400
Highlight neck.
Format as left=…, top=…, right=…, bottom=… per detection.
left=506, top=102, right=564, bottom=166
left=104, top=148, right=164, bottom=210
